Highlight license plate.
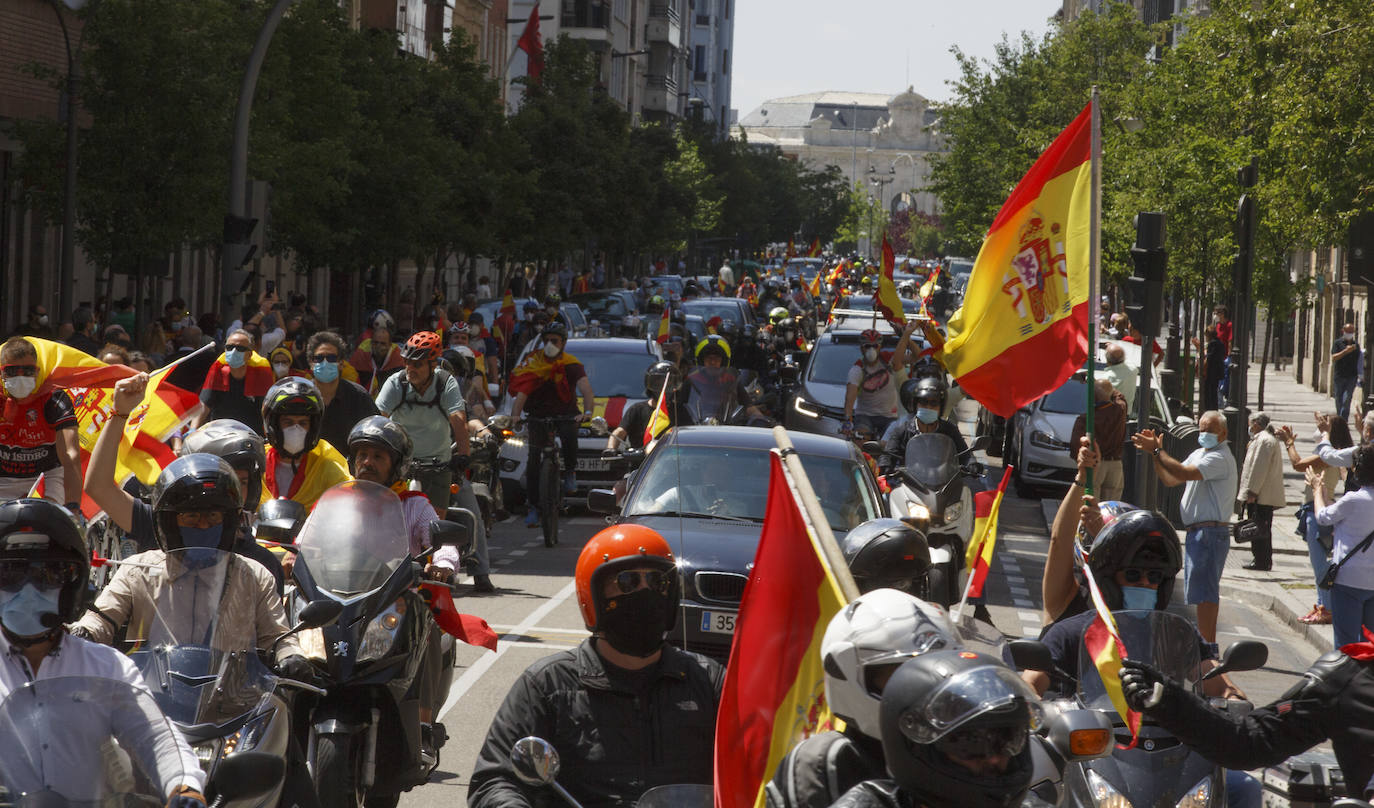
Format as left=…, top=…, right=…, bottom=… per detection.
left=700, top=610, right=736, bottom=634
left=576, top=457, right=610, bottom=472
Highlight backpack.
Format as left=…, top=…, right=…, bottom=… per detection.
left=395, top=369, right=454, bottom=416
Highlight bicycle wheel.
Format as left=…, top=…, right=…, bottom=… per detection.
left=540, top=455, right=560, bottom=547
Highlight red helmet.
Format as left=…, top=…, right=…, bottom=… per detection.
left=574, top=524, right=679, bottom=630
left=401, top=330, right=442, bottom=362
left=859, top=328, right=882, bottom=347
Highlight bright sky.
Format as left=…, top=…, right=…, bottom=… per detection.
left=730, top=1, right=1060, bottom=118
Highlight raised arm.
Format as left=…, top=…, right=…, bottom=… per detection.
left=85, top=374, right=149, bottom=532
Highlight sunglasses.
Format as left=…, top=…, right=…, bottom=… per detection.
left=935, top=724, right=1027, bottom=761
left=175, top=511, right=225, bottom=528
left=310, top=354, right=340, bottom=363
left=612, top=569, right=671, bottom=595
left=224, top=345, right=249, bottom=354
left=2, top=366, right=38, bottom=378
left=0, top=559, right=80, bottom=591
left=915, top=398, right=941, bottom=407
left=1122, top=568, right=1165, bottom=585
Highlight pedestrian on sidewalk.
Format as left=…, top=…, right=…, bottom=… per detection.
left=1310, top=445, right=1374, bottom=647
left=1332, top=319, right=1360, bottom=422
left=1277, top=419, right=1346, bottom=625
left=1068, top=379, right=1127, bottom=503
left=1238, top=412, right=1285, bottom=571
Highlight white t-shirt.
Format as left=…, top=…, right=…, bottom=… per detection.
left=846, top=357, right=901, bottom=418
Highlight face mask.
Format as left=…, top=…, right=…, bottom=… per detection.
left=598, top=587, right=671, bottom=657
left=543, top=343, right=561, bottom=359
left=224, top=349, right=247, bottom=369
left=273, top=362, right=290, bottom=377
left=863, top=347, right=879, bottom=363
left=4, top=376, right=36, bottom=400
left=1121, top=586, right=1157, bottom=611
left=916, top=407, right=939, bottom=425
left=282, top=424, right=308, bottom=455
left=180, top=524, right=223, bottom=549
left=1198, top=431, right=1220, bottom=449
left=37, top=315, right=49, bottom=327
left=312, top=360, right=340, bottom=383
left=0, top=583, right=62, bottom=637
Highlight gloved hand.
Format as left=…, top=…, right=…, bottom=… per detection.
left=277, top=654, right=316, bottom=683
left=166, top=787, right=207, bottom=808
left=449, top=454, right=472, bottom=474
left=1119, top=658, right=1175, bottom=712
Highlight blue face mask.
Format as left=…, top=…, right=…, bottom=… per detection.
left=312, top=360, right=340, bottom=383
left=916, top=407, right=939, bottom=425
left=224, top=348, right=247, bottom=369
left=1198, top=431, right=1220, bottom=449
left=1, top=583, right=62, bottom=637
left=1121, top=586, right=1157, bottom=611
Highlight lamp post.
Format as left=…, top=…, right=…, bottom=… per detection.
left=47, top=0, right=95, bottom=324
left=867, top=164, right=895, bottom=259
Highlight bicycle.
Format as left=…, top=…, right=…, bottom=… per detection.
left=525, top=414, right=584, bottom=548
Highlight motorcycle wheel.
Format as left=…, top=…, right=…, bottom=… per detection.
left=927, top=566, right=953, bottom=608
left=315, top=733, right=366, bottom=808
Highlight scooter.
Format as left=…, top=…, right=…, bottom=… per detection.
left=884, top=432, right=989, bottom=607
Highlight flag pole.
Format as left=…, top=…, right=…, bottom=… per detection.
left=1085, top=87, right=1102, bottom=496
left=772, top=427, right=861, bottom=601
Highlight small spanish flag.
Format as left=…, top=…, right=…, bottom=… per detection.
left=643, top=376, right=672, bottom=446
left=963, top=465, right=1013, bottom=599
left=807, top=268, right=823, bottom=298
left=807, top=238, right=822, bottom=258
left=655, top=305, right=672, bottom=344
left=1077, top=541, right=1142, bottom=748
left=874, top=236, right=906, bottom=325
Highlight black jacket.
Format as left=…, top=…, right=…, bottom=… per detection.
left=765, top=729, right=885, bottom=808
left=469, top=638, right=724, bottom=808
left=1147, top=650, right=1374, bottom=796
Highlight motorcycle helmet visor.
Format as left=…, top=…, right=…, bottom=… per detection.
left=0, top=558, right=82, bottom=591
left=895, top=664, right=1040, bottom=744
left=934, top=723, right=1028, bottom=761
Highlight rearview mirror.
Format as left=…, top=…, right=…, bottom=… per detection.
left=207, top=752, right=286, bottom=804
left=430, top=515, right=472, bottom=549
left=297, top=599, right=342, bottom=630
left=969, top=435, right=991, bottom=453
left=1203, top=640, right=1268, bottom=680
left=587, top=489, right=621, bottom=515
left=511, top=736, right=560, bottom=787
left=1008, top=640, right=1054, bottom=673
left=861, top=441, right=884, bottom=456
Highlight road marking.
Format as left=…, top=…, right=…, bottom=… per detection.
left=1013, top=598, right=1033, bottom=608
left=523, top=541, right=544, bottom=548
left=1009, top=585, right=1030, bottom=596
left=490, top=624, right=590, bottom=636
left=509, top=550, right=528, bottom=557
left=1219, top=625, right=1281, bottom=643
left=438, top=581, right=578, bottom=721
left=493, top=558, right=514, bottom=566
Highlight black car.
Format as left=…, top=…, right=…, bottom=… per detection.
left=570, top=290, right=644, bottom=337
left=592, top=426, right=886, bottom=661
left=682, top=297, right=759, bottom=340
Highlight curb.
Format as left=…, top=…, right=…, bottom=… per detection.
left=1219, top=578, right=1332, bottom=654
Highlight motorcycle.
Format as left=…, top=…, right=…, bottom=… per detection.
left=684, top=367, right=773, bottom=427
left=288, top=481, right=471, bottom=808
left=0, top=674, right=285, bottom=807
left=885, top=432, right=988, bottom=607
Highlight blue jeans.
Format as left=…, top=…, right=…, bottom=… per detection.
left=1334, top=374, right=1357, bottom=421
left=1184, top=526, right=1230, bottom=604
left=1300, top=503, right=1332, bottom=608
left=1329, top=583, right=1374, bottom=646
left=1226, top=770, right=1261, bottom=808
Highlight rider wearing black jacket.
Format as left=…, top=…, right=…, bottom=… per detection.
left=881, top=377, right=967, bottom=472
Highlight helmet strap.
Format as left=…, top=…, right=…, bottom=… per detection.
left=1, top=621, right=62, bottom=649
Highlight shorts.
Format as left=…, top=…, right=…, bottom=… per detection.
left=1183, top=525, right=1230, bottom=604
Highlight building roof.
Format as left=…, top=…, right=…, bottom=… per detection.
left=739, top=88, right=935, bottom=131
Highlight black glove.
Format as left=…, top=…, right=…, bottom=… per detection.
left=449, top=454, right=472, bottom=474
left=277, top=654, right=316, bottom=683
left=1119, top=658, right=1175, bottom=712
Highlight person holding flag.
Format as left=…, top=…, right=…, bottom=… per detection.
left=842, top=323, right=919, bottom=439
left=198, top=328, right=275, bottom=434
left=605, top=361, right=692, bottom=452
left=0, top=337, right=100, bottom=506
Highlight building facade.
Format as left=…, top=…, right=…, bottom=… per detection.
left=686, top=0, right=735, bottom=138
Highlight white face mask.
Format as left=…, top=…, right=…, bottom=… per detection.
left=273, top=362, right=290, bottom=377
left=4, top=376, right=36, bottom=400
left=543, top=343, right=561, bottom=359
left=282, top=424, right=308, bottom=455
left=863, top=347, right=879, bottom=363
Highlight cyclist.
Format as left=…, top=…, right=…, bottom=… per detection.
left=843, top=323, right=918, bottom=440
left=260, top=377, right=351, bottom=509
left=606, top=361, right=693, bottom=452
left=377, top=332, right=470, bottom=504
left=508, top=323, right=594, bottom=528
left=0, top=498, right=207, bottom=805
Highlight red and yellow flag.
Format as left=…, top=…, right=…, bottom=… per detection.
left=807, top=268, right=823, bottom=298
left=508, top=350, right=581, bottom=402
left=113, top=344, right=219, bottom=488
left=263, top=442, right=352, bottom=509
left=963, top=466, right=1013, bottom=599
left=203, top=350, right=274, bottom=397
left=939, top=102, right=1093, bottom=418
left=784, top=239, right=796, bottom=261
left=806, top=238, right=822, bottom=258
left=715, top=453, right=848, bottom=808
left=1077, top=542, right=1142, bottom=747
left=18, top=337, right=132, bottom=398
left=643, top=376, right=672, bottom=446
left=873, top=237, right=906, bottom=325
left=655, top=305, right=672, bottom=344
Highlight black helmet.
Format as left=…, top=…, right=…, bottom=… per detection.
left=1087, top=509, right=1182, bottom=610
left=346, top=416, right=413, bottom=486
left=841, top=518, right=931, bottom=596
left=694, top=334, right=731, bottom=365
left=644, top=360, right=683, bottom=399
left=901, top=376, right=947, bottom=415
left=150, top=454, right=243, bottom=552
left=179, top=419, right=265, bottom=510
left=542, top=322, right=569, bottom=342
left=0, top=499, right=90, bottom=635
left=255, top=497, right=308, bottom=544
left=261, top=378, right=324, bottom=460
left=442, top=347, right=474, bottom=379
left=880, top=651, right=1037, bottom=808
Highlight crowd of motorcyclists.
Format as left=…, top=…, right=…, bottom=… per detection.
left=2, top=251, right=1373, bottom=808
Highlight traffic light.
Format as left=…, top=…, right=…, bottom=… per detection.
left=1127, top=212, right=1167, bottom=338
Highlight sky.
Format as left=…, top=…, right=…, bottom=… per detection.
left=730, top=1, right=1060, bottom=118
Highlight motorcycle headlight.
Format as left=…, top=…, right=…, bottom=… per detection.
left=792, top=397, right=822, bottom=419
left=224, top=710, right=274, bottom=755
left=907, top=502, right=932, bottom=521
left=942, top=501, right=963, bottom=525
left=1086, top=770, right=1132, bottom=808
left=1030, top=429, right=1069, bottom=450
left=193, top=740, right=219, bottom=771
left=1175, top=777, right=1211, bottom=808
left=359, top=598, right=406, bottom=662
left=298, top=627, right=327, bottom=663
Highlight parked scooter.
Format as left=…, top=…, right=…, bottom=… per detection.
left=885, top=433, right=989, bottom=607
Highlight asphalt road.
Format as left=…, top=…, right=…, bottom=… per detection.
left=399, top=411, right=1332, bottom=808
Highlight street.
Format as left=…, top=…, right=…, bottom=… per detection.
left=402, top=405, right=1333, bottom=808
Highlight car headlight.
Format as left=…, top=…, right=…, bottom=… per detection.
left=1030, top=429, right=1069, bottom=450
left=1086, top=770, right=1132, bottom=808
left=1175, top=776, right=1211, bottom=808
left=359, top=597, right=406, bottom=662
left=298, top=627, right=327, bottom=663
left=793, top=397, right=822, bottom=418
left=942, top=501, right=963, bottom=525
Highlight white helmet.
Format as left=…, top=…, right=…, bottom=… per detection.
left=820, top=589, right=959, bottom=740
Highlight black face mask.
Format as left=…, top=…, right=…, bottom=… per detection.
left=598, top=587, right=671, bottom=657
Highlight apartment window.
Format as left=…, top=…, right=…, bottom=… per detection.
left=693, top=45, right=707, bottom=81
left=721, top=48, right=729, bottom=75
left=725, top=0, right=730, bottom=19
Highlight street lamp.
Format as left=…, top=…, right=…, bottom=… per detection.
left=47, top=0, right=96, bottom=324
left=867, top=164, right=895, bottom=258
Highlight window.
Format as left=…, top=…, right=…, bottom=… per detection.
left=721, top=48, right=729, bottom=74
left=693, top=45, right=707, bottom=81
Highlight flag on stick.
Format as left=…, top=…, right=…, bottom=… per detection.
left=655, top=305, right=672, bottom=344
left=113, top=345, right=218, bottom=487
left=643, top=375, right=672, bottom=446
left=873, top=237, right=906, bottom=325
left=807, top=238, right=822, bottom=258
left=961, top=466, right=1013, bottom=600
left=938, top=102, right=1094, bottom=418
left=515, top=3, right=544, bottom=83
left=1076, top=542, right=1142, bottom=748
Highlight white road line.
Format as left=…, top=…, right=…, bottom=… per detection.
left=1009, top=585, right=1030, bottom=595
left=494, top=558, right=514, bottom=566
left=489, top=624, right=590, bottom=636
left=1017, top=610, right=1041, bottom=623
left=1012, top=598, right=1033, bottom=608
left=523, top=541, right=544, bottom=548
left=1219, top=626, right=1281, bottom=643
left=438, top=581, right=578, bottom=720
left=508, top=550, right=528, bottom=557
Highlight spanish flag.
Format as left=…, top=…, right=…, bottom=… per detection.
left=939, top=102, right=1093, bottom=418
left=655, top=305, right=672, bottom=344
left=784, top=238, right=796, bottom=261
left=508, top=350, right=581, bottom=402
left=22, top=337, right=133, bottom=397
left=111, top=345, right=219, bottom=488
left=203, top=349, right=274, bottom=397
left=263, top=441, right=352, bottom=509
left=873, top=236, right=905, bottom=325
left=807, top=268, right=823, bottom=298
left=643, top=376, right=672, bottom=446
left=807, top=238, right=822, bottom=258
left=715, top=452, right=849, bottom=808
left=963, top=465, right=1012, bottom=599
left=1078, top=540, right=1142, bottom=748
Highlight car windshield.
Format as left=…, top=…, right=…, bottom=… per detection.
left=1041, top=378, right=1088, bottom=414
left=807, top=338, right=899, bottom=385
left=574, top=348, right=657, bottom=397
left=684, top=301, right=744, bottom=324
left=577, top=295, right=626, bottom=317
left=837, top=295, right=923, bottom=315
left=623, top=443, right=880, bottom=532
left=650, top=276, right=685, bottom=296
left=561, top=305, right=586, bottom=327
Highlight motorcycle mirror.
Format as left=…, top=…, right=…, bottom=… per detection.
left=962, top=461, right=986, bottom=478
left=1203, top=640, right=1268, bottom=680
left=298, top=599, right=342, bottom=630
left=587, top=488, right=621, bottom=515
left=1046, top=708, right=1114, bottom=762
left=969, top=435, right=991, bottom=453
left=1008, top=639, right=1055, bottom=673
left=207, top=751, right=286, bottom=803
left=511, top=736, right=561, bottom=787
left=430, top=516, right=473, bottom=549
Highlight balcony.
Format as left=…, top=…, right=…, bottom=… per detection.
left=642, top=73, right=680, bottom=115
left=646, top=1, right=682, bottom=48
left=561, top=0, right=612, bottom=45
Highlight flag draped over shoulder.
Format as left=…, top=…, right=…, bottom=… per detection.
left=1077, top=542, right=1142, bottom=748
left=963, top=466, right=1012, bottom=599
left=939, top=102, right=1094, bottom=419
left=113, top=345, right=219, bottom=488
left=643, top=376, right=671, bottom=446
left=23, top=338, right=134, bottom=397
left=508, top=351, right=580, bottom=402
left=874, top=237, right=906, bottom=325
left=203, top=350, right=274, bottom=397
left=715, top=452, right=848, bottom=808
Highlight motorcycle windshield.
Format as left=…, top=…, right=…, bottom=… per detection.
left=0, top=676, right=191, bottom=804
left=685, top=368, right=740, bottom=424
left=296, top=480, right=410, bottom=599
left=1077, top=610, right=1202, bottom=714
left=903, top=433, right=959, bottom=490
left=635, top=785, right=713, bottom=808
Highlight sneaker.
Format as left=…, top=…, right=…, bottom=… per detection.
left=524, top=508, right=539, bottom=528
left=472, top=574, right=495, bottom=594
left=562, top=471, right=577, bottom=495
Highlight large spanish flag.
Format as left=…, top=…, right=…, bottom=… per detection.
left=873, top=237, right=906, bottom=325
left=1076, top=542, right=1142, bottom=748
left=939, top=102, right=1094, bottom=418
left=963, top=465, right=1013, bottom=599
left=715, top=452, right=848, bottom=808
left=23, top=337, right=133, bottom=397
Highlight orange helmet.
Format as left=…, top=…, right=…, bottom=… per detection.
left=401, top=330, right=442, bottom=362
left=574, top=524, right=679, bottom=630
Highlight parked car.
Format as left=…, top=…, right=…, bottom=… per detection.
left=591, top=426, right=885, bottom=661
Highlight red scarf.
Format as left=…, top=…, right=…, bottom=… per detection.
left=203, top=352, right=274, bottom=396
left=265, top=446, right=310, bottom=500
